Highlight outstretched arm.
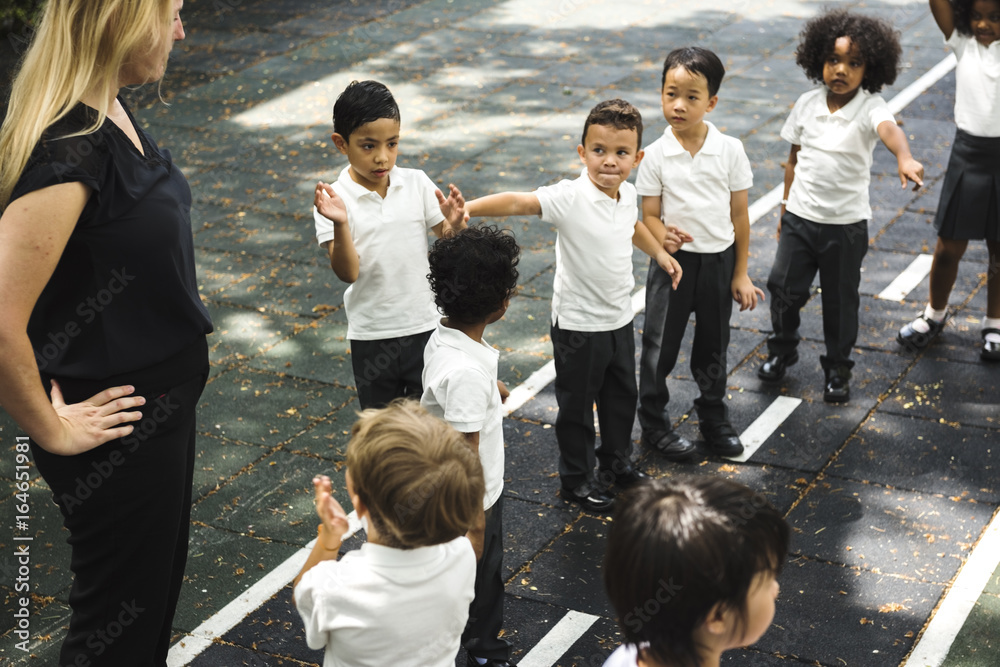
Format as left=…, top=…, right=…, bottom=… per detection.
left=316, top=182, right=360, bottom=283
left=877, top=120, right=924, bottom=191
left=432, top=183, right=467, bottom=238
left=633, top=221, right=682, bottom=289
left=729, top=189, right=764, bottom=311
left=929, top=0, right=955, bottom=39
left=465, top=192, right=541, bottom=219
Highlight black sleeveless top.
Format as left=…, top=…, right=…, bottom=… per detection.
left=11, top=98, right=213, bottom=382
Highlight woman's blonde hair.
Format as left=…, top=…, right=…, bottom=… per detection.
left=0, top=0, right=174, bottom=209
left=347, top=400, right=485, bottom=550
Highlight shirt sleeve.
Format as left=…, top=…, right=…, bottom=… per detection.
left=436, top=367, right=494, bottom=433
left=634, top=144, right=663, bottom=198
left=314, top=206, right=335, bottom=246
left=779, top=92, right=809, bottom=145
left=728, top=140, right=754, bottom=192
left=866, top=96, right=897, bottom=134
left=946, top=31, right=970, bottom=60
left=294, top=561, right=341, bottom=651
left=11, top=131, right=108, bottom=204
left=536, top=179, right=575, bottom=227
left=418, top=170, right=447, bottom=230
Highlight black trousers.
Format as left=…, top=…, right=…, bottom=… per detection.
left=462, top=496, right=511, bottom=661
left=350, top=329, right=433, bottom=409
left=766, top=211, right=868, bottom=372
left=638, top=247, right=736, bottom=429
left=551, top=321, right=637, bottom=489
left=31, top=340, right=208, bottom=667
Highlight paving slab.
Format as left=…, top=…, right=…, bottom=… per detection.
left=883, top=358, right=1000, bottom=430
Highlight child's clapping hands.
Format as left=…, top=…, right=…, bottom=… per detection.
left=313, top=474, right=350, bottom=550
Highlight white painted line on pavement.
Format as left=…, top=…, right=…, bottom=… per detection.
left=903, top=509, right=1000, bottom=667
left=878, top=253, right=934, bottom=301
left=517, top=610, right=600, bottom=667
left=169, top=51, right=962, bottom=667
left=726, top=396, right=802, bottom=463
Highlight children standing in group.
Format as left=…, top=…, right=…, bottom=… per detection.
left=898, top=0, right=1000, bottom=361
left=313, top=80, right=466, bottom=409
left=421, top=225, right=521, bottom=667
left=637, top=47, right=763, bottom=461
left=602, top=476, right=789, bottom=667
left=465, top=99, right=683, bottom=513
left=293, top=401, right=485, bottom=667
left=758, top=10, right=924, bottom=402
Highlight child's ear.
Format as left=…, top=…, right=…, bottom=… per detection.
left=633, top=149, right=645, bottom=169
left=577, top=144, right=586, bottom=163
left=331, top=132, right=349, bottom=155
left=706, top=95, right=719, bottom=113
left=701, top=600, right=732, bottom=637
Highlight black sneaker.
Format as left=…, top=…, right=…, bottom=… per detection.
left=642, top=429, right=696, bottom=461
left=700, top=422, right=744, bottom=457
left=757, top=352, right=799, bottom=382
left=823, top=368, right=851, bottom=403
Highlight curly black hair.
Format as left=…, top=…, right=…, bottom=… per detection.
left=795, top=9, right=901, bottom=93
left=952, top=0, right=995, bottom=36
left=427, top=225, right=520, bottom=324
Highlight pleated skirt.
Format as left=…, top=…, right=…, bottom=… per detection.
left=934, top=129, right=1000, bottom=241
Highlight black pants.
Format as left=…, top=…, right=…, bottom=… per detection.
left=350, top=329, right=433, bottom=409
left=462, top=496, right=511, bottom=661
left=31, top=341, right=208, bottom=667
left=638, top=247, right=735, bottom=429
left=551, top=321, right=637, bottom=489
left=766, top=211, right=868, bottom=372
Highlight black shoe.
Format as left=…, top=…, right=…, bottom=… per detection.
left=982, top=328, right=1000, bottom=362
left=898, top=311, right=950, bottom=351
left=757, top=351, right=798, bottom=381
left=467, top=656, right=515, bottom=667
left=700, top=422, right=744, bottom=457
left=560, top=481, right=615, bottom=512
left=600, top=465, right=651, bottom=488
left=823, top=369, right=850, bottom=403
left=642, top=429, right=696, bottom=461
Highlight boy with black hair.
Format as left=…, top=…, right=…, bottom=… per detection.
left=465, top=99, right=682, bottom=512
left=313, top=79, right=466, bottom=409
left=421, top=225, right=521, bottom=667
left=603, top=476, right=789, bottom=667
left=637, top=46, right=763, bottom=461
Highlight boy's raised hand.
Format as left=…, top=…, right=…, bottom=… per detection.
left=731, top=274, right=765, bottom=312
left=315, top=182, right=347, bottom=224
left=898, top=156, right=924, bottom=191
left=313, top=474, right=350, bottom=549
left=662, top=224, right=694, bottom=254
left=655, top=250, right=683, bottom=290
left=436, top=183, right=467, bottom=237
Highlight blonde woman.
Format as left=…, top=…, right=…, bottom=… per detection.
left=0, top=1, right=212, bottom=664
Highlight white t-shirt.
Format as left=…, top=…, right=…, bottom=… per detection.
left=602, top=644, right=639, bottom=666
left=313, top=165, right=443, bottom=340
left=535, top=171, right=638, bottom=332
left=781, top=86, right=896, bottom=224
left=294, top=537, right=476, bottom=667
left=420, top=321, right=504, bottom=510
left=635, top=121, right=753, bottom=254
left=948, top=32, right=1000, bottom=137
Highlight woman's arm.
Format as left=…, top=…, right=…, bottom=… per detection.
left=0, top=183, right=145, bottom=454
left=929, top=0, right=955, bottom=39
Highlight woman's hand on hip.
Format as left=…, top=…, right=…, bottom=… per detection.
left=42, top=380, right=145, bottom=456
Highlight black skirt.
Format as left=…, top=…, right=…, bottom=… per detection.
left=934, top=129, right=1000, bottom=241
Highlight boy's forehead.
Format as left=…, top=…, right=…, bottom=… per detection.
left=583, top=123, right=638, bottom=147
left=663, top=65, right=710, bottom=92
left=350, top=117, right=401, bottom=139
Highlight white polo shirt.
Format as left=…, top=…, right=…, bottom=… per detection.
left=294, top=537, right=476, bottom=667
left=636, top=121, right=753, bottom=254
left=313, top=165, right=443, bottom=340
left=948, top=32, right=1000, bottom=137
left=781, top=86, right=896, bottom=224
left=535, top=171, right=638, bottom=332
left=421, top=321, right=503, bottom=510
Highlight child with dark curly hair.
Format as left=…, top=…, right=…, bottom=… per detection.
left=465, top=99, right=682, bottom=516
left=758, top=9, right=924, bottom=403
left=602, top=476, right=789, bottom=667
left=898, top=0, right=1000, bottom=361
left=421, top=224, right=520, bottom=667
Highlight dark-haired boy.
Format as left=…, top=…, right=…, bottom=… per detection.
left=421, top=225, right=521, bottom=667
left=465, top=99, right=682, bottom=512
left=637, top=47, right=762, bottom=460
left=313, top=79, right=466, bottom=409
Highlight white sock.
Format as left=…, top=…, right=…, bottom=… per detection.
left=984, top=317, right=1000, bottom=343
left=474, top=658, right=488, bottom=666
left=924, top=304, right=948, bottom=322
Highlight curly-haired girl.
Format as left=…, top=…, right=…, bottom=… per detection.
left=758, top=10, right=924, bottom=403
left=898, top=0, right=1000, bottom=361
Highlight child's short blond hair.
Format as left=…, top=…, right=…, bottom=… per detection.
left=346, top=400, right=485, bottom=549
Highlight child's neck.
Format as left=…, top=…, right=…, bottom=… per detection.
left=826, top=86, right=860, bottom=113
left=670, top=121, right=709, bottom=157
left=348, top=166, right=390, bottom=199
left=442, top=317, right=486, bottom=343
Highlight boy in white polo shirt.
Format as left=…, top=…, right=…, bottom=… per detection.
left=421, top=225, right=521, bottom=667
left=465, top=99, right=682, bottom=513
left=637, top=47, right=763, bottom=461
left=313, top=80, right=466, bottom=409
left=757, top=11, right=923, bottom=402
